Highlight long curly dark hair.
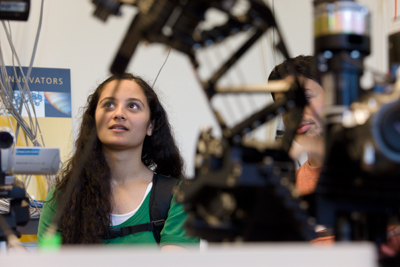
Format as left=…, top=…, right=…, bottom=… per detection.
left=51, top=73, right=184, bottom=244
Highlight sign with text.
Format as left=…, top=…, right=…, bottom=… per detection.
left=1, top=66, right=71, bottom=118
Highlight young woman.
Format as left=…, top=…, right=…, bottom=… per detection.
left=37, top=74, right=198, bottom=249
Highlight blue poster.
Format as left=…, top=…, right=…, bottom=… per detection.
left=1, top=66, right=71, bottom=118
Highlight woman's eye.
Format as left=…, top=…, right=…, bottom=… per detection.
left=104, top=102, right=115, bottom=108
left=128, top=103, right=138, bottom=109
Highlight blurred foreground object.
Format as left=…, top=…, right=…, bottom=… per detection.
left=313, top=1, right=400, bottom=252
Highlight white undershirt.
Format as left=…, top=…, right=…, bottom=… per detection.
left=110, top=182, right=153, bottom=226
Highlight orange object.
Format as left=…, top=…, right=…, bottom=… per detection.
left=295, top=160, right=321, bottom=196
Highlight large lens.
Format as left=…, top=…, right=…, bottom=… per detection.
left=372, top=99, right=400, bottom=162
left=0, top=127, right=14, bottom=149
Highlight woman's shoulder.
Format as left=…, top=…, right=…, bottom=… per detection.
left=150, top=173, right=179, bottom=213
left=43, top=186, right=61, bottom=209
left=45, top=186, right=56, bottom=200
left=160, top=185, right=200, bottom=247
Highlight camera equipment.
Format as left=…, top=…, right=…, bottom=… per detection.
left=314, top=0, right=370, bottom=106
left=0, top=0, right=30, bottom=21
left=94, top=0, right=291, bottom=79
left=177, top=98, right=317, bottom=241
left=0, top=127, right=29, bottom=245
left=2, top=147, right=60, bottom=177
left=313, top=0, right=400, bottom=247
left=92, top=0, right=122, bottom=22
left=0, top=129, right=14, bottom=149
left=0, top=127, right=60, bottom=247
left=0, top=127, right=60, bottom=185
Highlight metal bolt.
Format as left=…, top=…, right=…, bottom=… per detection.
left=299, top=201, right=309, bottom=210
left=280, top=177, right=289, bottom=186
left=323, top=50, right=333, bottom=59
left=233, top=135, right=241, bottom=144
left=307, top=217, right=316, bottom=226
left=226, top=175, right=236, bottom=187
left=350, top=50, right=360, bottom=59
left=318, top=63, right=328, bottom=72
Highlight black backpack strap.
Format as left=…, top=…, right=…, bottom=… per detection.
left=104, top=220, right=165, bottom=239
left=149, top=173, right=179, bottom=244
left=104, top=173, right=178, bottom=243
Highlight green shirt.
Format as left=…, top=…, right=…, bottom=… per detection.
left=37, top=187, right=199, bottom=248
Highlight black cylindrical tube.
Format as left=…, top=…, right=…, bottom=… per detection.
left=314, top=0, right=370, bottom=106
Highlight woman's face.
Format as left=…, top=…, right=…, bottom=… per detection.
left=275, top=76, right=325, bottom=147
left=95, top=79, right=153, bottom=151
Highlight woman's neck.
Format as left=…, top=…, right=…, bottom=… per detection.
left=308, top=156, right=323, bottom=167
left=304, top=136, right=325, bottom=167
left=103, top=147, right=152, bottom=185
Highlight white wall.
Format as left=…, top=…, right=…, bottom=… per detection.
left=0, top=0, right=395, bottom=177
